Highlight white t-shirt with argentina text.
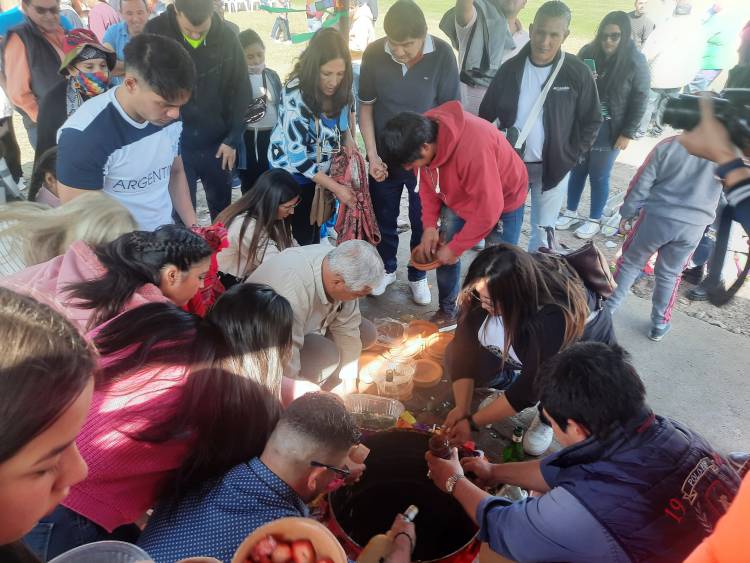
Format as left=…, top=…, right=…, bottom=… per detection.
left=57, top=87, right=181, bottom=230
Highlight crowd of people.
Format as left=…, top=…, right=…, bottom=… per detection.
left=0, top=0, right=750, bottom=561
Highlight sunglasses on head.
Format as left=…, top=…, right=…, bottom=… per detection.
left=31, top=4, right=60, bottom=14
left=601, top=32, right=622, bottom=42
left=310, top=460, right=351, bottom=477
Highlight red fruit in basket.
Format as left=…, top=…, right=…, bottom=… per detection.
left=291, top=539, right=316, bottom=563
left=271, top=541, right=293, bottom=563
left=250, top=535, right=278, bottom=561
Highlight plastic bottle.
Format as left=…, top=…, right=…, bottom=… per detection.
left=502, top=426, right=525, bottom=463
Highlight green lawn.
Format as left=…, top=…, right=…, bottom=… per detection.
left=226, top=0, right=633, bottom=79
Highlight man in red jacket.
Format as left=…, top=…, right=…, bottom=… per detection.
left=380, top=100, right=528, bottom=325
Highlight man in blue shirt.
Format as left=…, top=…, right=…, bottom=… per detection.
left=102, top=0, right=148, bottom=86
left=426, top=342, right=740, bottom=563
left=138, top=393, right=415, bottom=563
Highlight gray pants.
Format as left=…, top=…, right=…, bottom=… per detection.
left=298, top=318, right=377, bottom=384
left=606, top=212, right=705, bottom=325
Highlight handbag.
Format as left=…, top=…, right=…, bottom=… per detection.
left=244, top=72, right=268, bottom=125
left=540, top=227, right=617, bottom=301
left=502, top=51, right=565, bottom=159
left=310, top=116, right=337, bottom=227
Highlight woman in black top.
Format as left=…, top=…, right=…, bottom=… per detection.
left=34, top=29, right=115, bottom=166
left=444, top=244, right=616, bottom=455
left=556, top=11, right=650, bottom=239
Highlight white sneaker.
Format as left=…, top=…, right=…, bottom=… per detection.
left=409, top=278, right=431, bottom=305
left=473, top=239, right=486, bottom=251
left=555, top=209, right=579, bottom=230
left=575, top=220, right=600, bottom=240
left=523, top=412, right=554, bottom=456
left=370, top=271, right=396, bottom=296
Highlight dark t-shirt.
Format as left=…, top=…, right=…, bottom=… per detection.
left=358, top=35, right=459, bottom=147
left=629, top=11, right=656, bottom=50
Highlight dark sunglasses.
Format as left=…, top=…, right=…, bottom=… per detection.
left=601, top=32, right=622, bottom=42
left=310, top=460, right=350, bottom=477
left=31, top=4, right=60, bottom=14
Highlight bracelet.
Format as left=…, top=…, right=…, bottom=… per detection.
left=393, top=532, right=415, bottom=555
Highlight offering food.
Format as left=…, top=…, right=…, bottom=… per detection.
left=247, top=536, right=330, bottom=563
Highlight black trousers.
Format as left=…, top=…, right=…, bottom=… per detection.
left=239, top=128, right=271, bottom=194
left=1, top=117, right=22, bottom=181
left=289, top=176, right=320, bottom=245
left=183, top=144, right=232, bottom=221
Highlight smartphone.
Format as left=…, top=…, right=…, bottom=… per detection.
left=583, top=58, right=597, bottom=74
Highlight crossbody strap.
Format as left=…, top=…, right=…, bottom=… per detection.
left=515, top=51, right=565, bottom=150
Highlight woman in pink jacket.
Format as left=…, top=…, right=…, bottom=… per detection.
left=2, top=224, right=213, bottom=331
left=24, top=283, right=292, bottom=560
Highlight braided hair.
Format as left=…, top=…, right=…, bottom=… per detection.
left=67, top=224, right=212, bottom=329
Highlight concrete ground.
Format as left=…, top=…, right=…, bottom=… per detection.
left=360, top=183, right=750, bottom=454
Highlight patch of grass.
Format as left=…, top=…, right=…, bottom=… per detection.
left=226, top=0, right=632, bottom=78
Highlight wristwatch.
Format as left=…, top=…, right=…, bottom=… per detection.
left=445, top=473, right=466, bottom=495
left=715, top=158, right=748, bottom=182
left=460, top=414, right=480, bottom=432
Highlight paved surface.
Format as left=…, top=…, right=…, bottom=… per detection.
left=360, top=223, right=750, bottom=455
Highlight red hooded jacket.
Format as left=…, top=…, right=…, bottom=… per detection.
left=419, top=101, right=528, bottom=256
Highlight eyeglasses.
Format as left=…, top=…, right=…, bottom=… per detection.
left=30, top=4, right=60, bottom=14
left=310, top=460, right=351, bottom=477
left=280, top=199, right=301, bottom=210
left=601, top=32, right=622, bottom=42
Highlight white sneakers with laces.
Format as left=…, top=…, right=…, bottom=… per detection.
left=555, top=209, right=580, bottom=230
left=523, top=411, right=554, bottom=456
left=409, top=278, right=431, bottom=305
left=574, top=220, right=600, bottom=239
left=370, top=271, right=396, bottom=296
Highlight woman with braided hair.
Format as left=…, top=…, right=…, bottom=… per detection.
left=2, top=224, right=212, bottom=331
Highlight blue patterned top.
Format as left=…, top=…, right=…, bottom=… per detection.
left=268, top=78, right=350, bottom=181
left=138, top=458, right=309, bottom=563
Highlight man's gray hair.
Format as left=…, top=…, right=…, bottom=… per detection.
left=327, top=240, right=384, bottom=291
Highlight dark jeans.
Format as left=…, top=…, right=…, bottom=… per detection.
left=639, top=87, right=680, bottom=132
left=239, top=128, right=271, bottom=194
left=271, top=15, right=290, bottom=41
left=24, top=505, right=140, bottom=561
left=1, top=117, right=22, bottom=181
left=369, top=169, right=424, bottom=281
left=436, top=204, right=525, bottom=316
left=183, top=144, right=232, bottom=221
left=566, top=121, right=620, bottom=220
left=289, top=175, right=320, bottom=245
left=22, top=113, right=37, bottom=150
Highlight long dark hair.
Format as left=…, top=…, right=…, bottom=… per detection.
left=288, top=27, right=352, bottom=116
left=0, top=288, right=96, bottom=465
left=91, top=283, right=292, bottom=501
left=66, top=225, right=213, bottom=329
left=214, top=169, right=300, bottom=277
left=580, top=11, right=634, bottom=100
left=459, top=244, right=588, bottom=363
left=28, top=146, right=57, bottom=202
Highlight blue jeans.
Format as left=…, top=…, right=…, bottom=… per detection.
left=528, top=163, right=568, bottom=252
left=24, top=505, right=140, bottom=561
left=436, top=204, right=524, bottom=315
left=369, top=169, right=424, bottom=281
left=566, top=122, right=619, bottom=220
left=182, top=144, right=232, bottom=221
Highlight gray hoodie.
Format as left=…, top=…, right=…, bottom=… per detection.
left=620, top=136, right=723, bottom=226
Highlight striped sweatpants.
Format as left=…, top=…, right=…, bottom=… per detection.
left=606, top=211, right=706, bottom=325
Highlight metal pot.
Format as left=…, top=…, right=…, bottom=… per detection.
left=328, top=429, right=479, bottom=563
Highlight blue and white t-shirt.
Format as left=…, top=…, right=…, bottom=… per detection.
left=57, top=87, right=182, bottom=231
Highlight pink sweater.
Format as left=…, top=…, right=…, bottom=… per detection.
left=63, top=363, right=192, bottom=532
left=0, top=240, right=169, bottom=332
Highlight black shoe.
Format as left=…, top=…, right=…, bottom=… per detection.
left=429, top=310, right=458, bottom=332
left=647, top=126, right=663, bottom=138
left=687, top=285, right=709, bottom=301
left=682, top=265, right=705, bottom=285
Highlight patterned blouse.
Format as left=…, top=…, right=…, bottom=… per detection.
left=268, top=78, right=350, bottom=181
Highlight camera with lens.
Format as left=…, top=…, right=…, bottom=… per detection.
left=663, top=89, right=750, bottom=307
left=663, top=89, right=750, bottom=153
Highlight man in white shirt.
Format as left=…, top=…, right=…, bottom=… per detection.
left=56, top=33, right=197, bottom=229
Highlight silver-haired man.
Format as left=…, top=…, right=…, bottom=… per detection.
left=249, top=240, right=384, bottom=390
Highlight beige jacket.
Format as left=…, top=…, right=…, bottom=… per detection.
left=248, top=244, right=362, bottom=381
